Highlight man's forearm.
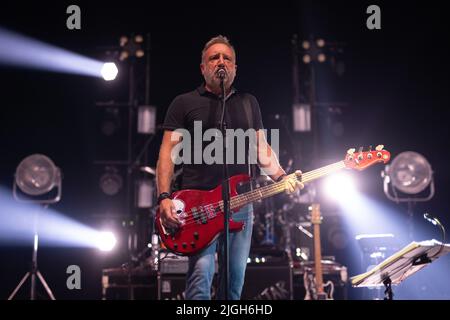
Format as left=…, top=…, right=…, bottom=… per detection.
left=256, top=130, right=285, bottom=180
left=156, top=156, right=175, bottom=194
left=257, top=142, right=285, bottom=181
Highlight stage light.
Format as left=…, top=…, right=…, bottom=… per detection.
left=385, top=152, right=433, bottom=195
left=100, top=107, right=121, bottom=136
left=119, top=33, right=145, bottom=61
left=99, top=166, right=123, bottom=196
left=316, top=38, right=325, bottom=48
left=95, top=231, right=117, bottom=252
left=302, top=54, right=311, bottom=64
left=14, top=154, right=61, bottom=203
left=302, top=40, right=310, bottom=50
left=292, top=103, right=311, bottom=132
left=317, top=53, right=326, bottom=63
left=136, top=177, right=155, bottom=208
left=324, top=173, right=356, bottom=201
left=137, top=105, right=157, bottom=134
left=9, top=154, right=62, bottom=299
left=120, top=36, right=128, bottom=47
left=101, top=62, right=118, bottom=81
left=134, top=35, right=144, bottom=43
left=136, top=49, right=145, bottom=58
left=382, top=151, right=434, bottom=202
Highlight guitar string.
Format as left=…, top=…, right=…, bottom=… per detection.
left=170, top=162, right=347, bottom=230
left=175, top=162, right=347, bottom=229
left=176, top=162, right=346, bottom=229
left=175, top=162, right=345, bottom=227
left=168, top=151, right=386, bottom=228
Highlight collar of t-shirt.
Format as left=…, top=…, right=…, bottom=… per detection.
left=197, top=83, right=236, bottom=101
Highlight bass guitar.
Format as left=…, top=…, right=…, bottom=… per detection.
left=155, top=145, right=390, bottom=256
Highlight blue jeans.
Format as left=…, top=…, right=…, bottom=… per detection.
left=185, top=204, right=253, bottom=300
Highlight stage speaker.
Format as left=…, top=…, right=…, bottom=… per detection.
left=241, top=264, right=293, bottom=300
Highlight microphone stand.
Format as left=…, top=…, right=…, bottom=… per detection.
left=219, top=76, right=230, bottom=300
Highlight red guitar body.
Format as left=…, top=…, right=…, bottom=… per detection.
left=155, top=174, right=251, bottom=256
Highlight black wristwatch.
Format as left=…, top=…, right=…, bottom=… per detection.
left=276, top=173, right=287, bottom=182
left=157, top=192, right=171, bottom=205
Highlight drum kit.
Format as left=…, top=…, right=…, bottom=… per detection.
left=251, top=174, right=316, bottom=259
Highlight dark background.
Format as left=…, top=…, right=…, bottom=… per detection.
left=0, top=1, right=449, bottom=300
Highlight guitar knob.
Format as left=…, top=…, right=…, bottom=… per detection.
left=193, top=232, right=199, bottom=240
left=173, top=243, right=178, bottom=250
left=182, top=242, right=187, bottom=249
left=190, top=242, right=196, bottom=248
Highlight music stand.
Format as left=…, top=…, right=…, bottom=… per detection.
left=351, top=239, right=450, bottom=300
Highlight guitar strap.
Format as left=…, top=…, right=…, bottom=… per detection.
left=242, top=95, right=257, bottom=190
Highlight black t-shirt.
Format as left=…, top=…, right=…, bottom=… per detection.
left=161, top=84, right=264, bottom=190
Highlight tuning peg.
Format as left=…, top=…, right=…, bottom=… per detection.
left=347, top=148, right=355, bottom=155
left=369, top=145, right=373, bottom=152
left=357, top=147, right=364, bottom=160
left=375, top=145, right=384, bottom=151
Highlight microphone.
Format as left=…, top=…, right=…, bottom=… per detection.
left=217, top=67, right=226, bottom=80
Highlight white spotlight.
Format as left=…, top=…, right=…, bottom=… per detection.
left=324, top=173, right=356, bottom=201
left=101, top=62, right=118, bottom=81
left=96, top=231, right=117, bottom=251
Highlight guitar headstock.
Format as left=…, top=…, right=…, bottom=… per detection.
left=344, top=145, right=390, bottom=171
left=310, top=203, right=321, bottom=225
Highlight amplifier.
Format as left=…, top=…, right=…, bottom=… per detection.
left=159, top=254, right=189, bottom=274
left=241, top=264, right=293, bottom=300
left=102, top=266, right=156, bottom=300
left=241, top=248, right=293, bottom=300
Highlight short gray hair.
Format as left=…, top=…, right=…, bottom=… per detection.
left=201, top=35, right=236, bottom=63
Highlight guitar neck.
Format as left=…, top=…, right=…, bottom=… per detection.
left=229, top=161, right=347, bottom=210
left=313, top=223, right=325, bottom=294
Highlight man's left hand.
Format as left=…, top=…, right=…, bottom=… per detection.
left=282, top=170, right=304, bottom=194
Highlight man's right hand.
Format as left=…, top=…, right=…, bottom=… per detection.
left=159, top=198, right=181, bottom=229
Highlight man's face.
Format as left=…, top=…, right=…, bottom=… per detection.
left=200, top=43, right=237, bottom=91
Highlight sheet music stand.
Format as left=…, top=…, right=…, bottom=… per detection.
left=351, top=239, right=450, bottom=300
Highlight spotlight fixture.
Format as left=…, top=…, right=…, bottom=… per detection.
left=135, top=166, right=156, bottom=209
left=382, top=151, right=434, bottom=202
left=99, top=166, right=123, bottom=196
left=13, top=154, right=62, bottom=203
left=317, top=53, right=326, bottom=63
left=316, top=38, right=325, bottom=48
left=119, top=33, right=145, bottom=61
left=9, top=154, right=60, bottom=300
left=96, top=231, right=117, bottom=252
left=302, top=54, right=311, bottom=64
left=101, top=62, right=118, bottom=81
left=302, top=40, right=310, bottom=50
left=137, top=105, right=157, bottom=134
left=101, top=107, right=121, bottom=136
left=299, top=36, right=330, bottom=64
